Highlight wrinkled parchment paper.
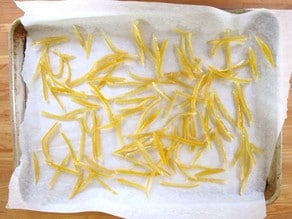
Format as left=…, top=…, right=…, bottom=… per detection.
left=7, top=1, right=292, bottom=218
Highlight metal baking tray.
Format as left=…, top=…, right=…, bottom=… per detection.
left=9, top=19, right=282, bottom=205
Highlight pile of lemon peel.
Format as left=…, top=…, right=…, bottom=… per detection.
left=31, top=22, right=275, bottom=198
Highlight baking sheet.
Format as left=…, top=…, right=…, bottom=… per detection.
left=6, top=0, right=292, bottom=218
left=9, top=18, right=283, bottom=206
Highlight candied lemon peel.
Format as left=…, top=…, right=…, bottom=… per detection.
left=31, top=22, right=276, bottom=198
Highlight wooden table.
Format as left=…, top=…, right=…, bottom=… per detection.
left=1, top=1, right=291, bottom=218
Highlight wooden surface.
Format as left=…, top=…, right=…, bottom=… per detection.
left=0, top=0, right=291, bottom=218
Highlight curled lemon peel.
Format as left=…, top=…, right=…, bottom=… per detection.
left=152, top=82, right=171, bottom=101
left=235, top=84, right=253, bottom=125
left=101, top=30, right=125, bottom=54
left=153, top=132, right=168, bottom=165
left=49, top=153, right=71, bottom=189
left=47, top=161, right=79, bottom=175
left=41, top=108, right=89, bottom=121
left=84, top=155, right=115, bottom=177
left=91, top=112, right=101, bottom=160
left=61, top=132, right=78, bottom=167
left=94, top=176, right=117, bottom=195
left=33, top=36, right=69, bottom=48
left=209, top=66, right=251, bottom=83
left=41, top=122, right=60, bottom=162
left=69, top=170, right=84, bottom=199
left=163, top=91, right=178, bottom=120
left=255, top=35, right=275, bottom=67
left=69, top=53, right=127, bottom=87
left=213, top=92, right=236, bottom=126
left=214, top=129, right=228, bottom=168
left=136, top=97, right=161, bottom=131
left=116, top=169, right=154, bottom=177
left=117, top=178, right=147, bottom=194
left=114, top=95, right=156, bottom=105
left=160, top=181, right=199, bottom=188
left=137, top=107, right=162, bottom=133
left=71, top=96, right=101, bottom=109
left=32, top=152, right=40, bottom=184
left=132, top=21, right=146, bottom=65
left=248, top=47, right=259, bottom=80
left=73, top=25, right=92, bottom=58
left=212, top=101, right=233, bottom=141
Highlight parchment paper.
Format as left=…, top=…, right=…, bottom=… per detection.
left=7, top=1, right=291, bottom=219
